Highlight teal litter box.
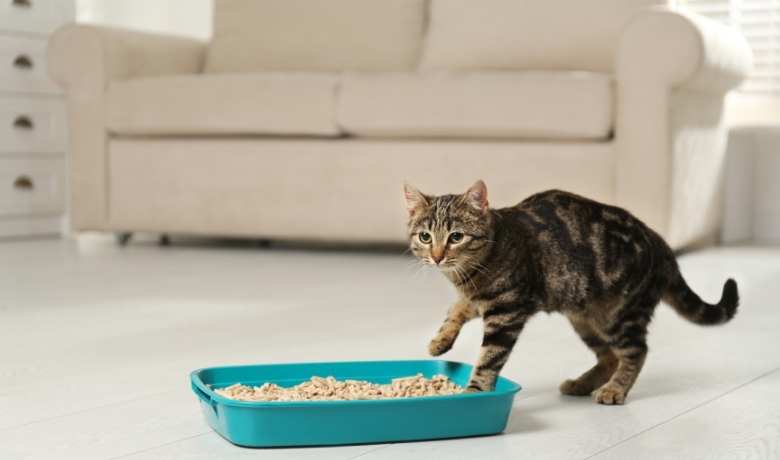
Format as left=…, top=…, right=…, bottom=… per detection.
left=190, top=360, right=521, bottom=447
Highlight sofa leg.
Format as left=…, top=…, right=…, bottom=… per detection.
left=159, top=234, right=171, bottom=246
left=116, top=232, right=133, bottom=247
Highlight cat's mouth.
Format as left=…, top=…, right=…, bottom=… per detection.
left=432, top=260, right=459, bottom=272
left=420, top=256, right=461, bottom=273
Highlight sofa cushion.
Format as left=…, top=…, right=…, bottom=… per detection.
left=421, top=0, right=665, bottom=72
left=337, top=72, right=614, bottom=140
left=106, top=73, right=341, bottom=136
left=206, top=0, right=426, bottom=73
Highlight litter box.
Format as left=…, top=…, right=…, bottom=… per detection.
left=190, top=360, right=521, bottom=447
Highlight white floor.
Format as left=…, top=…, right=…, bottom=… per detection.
left=1, top=238, right=779, bottom=460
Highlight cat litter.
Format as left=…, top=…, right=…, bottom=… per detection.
left=215, top=373, right=463, bottom=402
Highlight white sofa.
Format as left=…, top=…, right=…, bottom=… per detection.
left=48, top=0, right=752, bottom=249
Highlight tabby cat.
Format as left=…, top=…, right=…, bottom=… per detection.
left=404, top=180, right=739, bottom=405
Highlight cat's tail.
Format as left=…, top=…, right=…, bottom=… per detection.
left=663, top=274, right=739, bottom=326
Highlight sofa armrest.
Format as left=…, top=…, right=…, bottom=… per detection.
left=614, top=7, right=752, bottom=249
left=48, top=24, right=206, bottom=95
left=47, top=25, right=205, bottom=231
left=617, top=7, right=752, bottom=94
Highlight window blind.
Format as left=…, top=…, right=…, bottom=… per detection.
left=676, top=0, right=780, bottom=93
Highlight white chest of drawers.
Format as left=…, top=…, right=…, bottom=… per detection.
left=0, top=0, right=73, bottom=238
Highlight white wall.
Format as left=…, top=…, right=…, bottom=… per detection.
left=726, top=93, right=780, bottom=127
left=76, top=0, right=213, bottom=40
left=723, top=127, right=780, bottom=245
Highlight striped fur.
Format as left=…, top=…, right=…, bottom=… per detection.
left=405, top=182, right=740, bottom=405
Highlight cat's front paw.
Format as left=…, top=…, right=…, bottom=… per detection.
left=593, top=384, right=627, bottom=405
left=465, top=380, right=493, bottom=393
left=428, top=336, right=454, bottom=356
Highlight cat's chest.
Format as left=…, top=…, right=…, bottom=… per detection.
left=452, top=294, right=489, bottom=317
left=473, top=301, right=491, bottom=317
left=451, top=286, right=485, bottom=315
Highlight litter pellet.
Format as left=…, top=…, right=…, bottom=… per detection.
left=214, top=373, right=463, bottom=402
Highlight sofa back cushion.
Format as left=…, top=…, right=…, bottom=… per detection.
left=206, top=0, right=426, bottom=73
left=421, top=0, right=667, bottom=72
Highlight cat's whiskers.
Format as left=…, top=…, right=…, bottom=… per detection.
left=458, top=259, right=487, bottom=278
left=408, top=259, right=428, bottom=280
left=403, top=258, right=422, bottom=271
left=464, top=259, right=489, bottom=276
left=448, top=262, right=478, bottom=292
left=403, top=256, right=430, bottom=281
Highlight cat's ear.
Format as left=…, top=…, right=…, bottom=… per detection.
left=404, top=183, right=429, bottom=217
left=465, top=180, right=489, bottom=212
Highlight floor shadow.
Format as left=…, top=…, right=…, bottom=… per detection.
left=521, top=367, right=768, bottom=408
left=621, top=370, right=769, bottom=403
left=126, top=233, right=409, bottom=256
left=503, top=396, right=551, bottom=434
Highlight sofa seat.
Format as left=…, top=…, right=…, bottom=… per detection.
left=108, top=71, right=613, bottom=140
left=106, top=73, right=341, bottom=136
left=337, top=72, right=614, bottom=140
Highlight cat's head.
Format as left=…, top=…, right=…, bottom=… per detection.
left=404, top=180, right=493, bottom=273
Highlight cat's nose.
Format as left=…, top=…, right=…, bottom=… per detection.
left=431, top=251, right=445, bottom=265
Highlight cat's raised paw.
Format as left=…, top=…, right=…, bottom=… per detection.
left=593, top=385, right=627, bottom=405
left=428, top=337, right=453, bottom=356
left=559, top=378, right=595, bottom=396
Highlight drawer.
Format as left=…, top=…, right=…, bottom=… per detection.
left=0, top=215, right=62, bottom=237
left=0, top=34, right=59, bottom=94
left=0, top=157, right=65, bottom=217
left=0, top=0, right=74, bottom=36
left=0, top=95, right=66, bottom=153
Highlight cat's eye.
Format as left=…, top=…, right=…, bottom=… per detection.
left=418, top=232, right=432, bottom=244
left=448, top=232, right=464, bottom=244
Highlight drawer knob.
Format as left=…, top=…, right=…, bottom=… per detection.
left=13, top=175, right=34, bottom=191
left=13, top=54, right=33, bottom=70
left=11, top=0, right=32, bottom=8
left=13, top=115, right=34, bottom=130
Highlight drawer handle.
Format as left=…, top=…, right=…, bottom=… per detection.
left=11, top=0, right=32, bottom=8
left=13, top=115, right=34, bottom=130
left=13, top=175, right=34, bottom=191
left=13, top=54, right=33, bottom=70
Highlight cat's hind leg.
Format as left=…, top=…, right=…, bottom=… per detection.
left=593, top=291, right=658, bottom=405
left=428, top=299, right=477, bottom=356
left=560, top=315, right=618, bottom=396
